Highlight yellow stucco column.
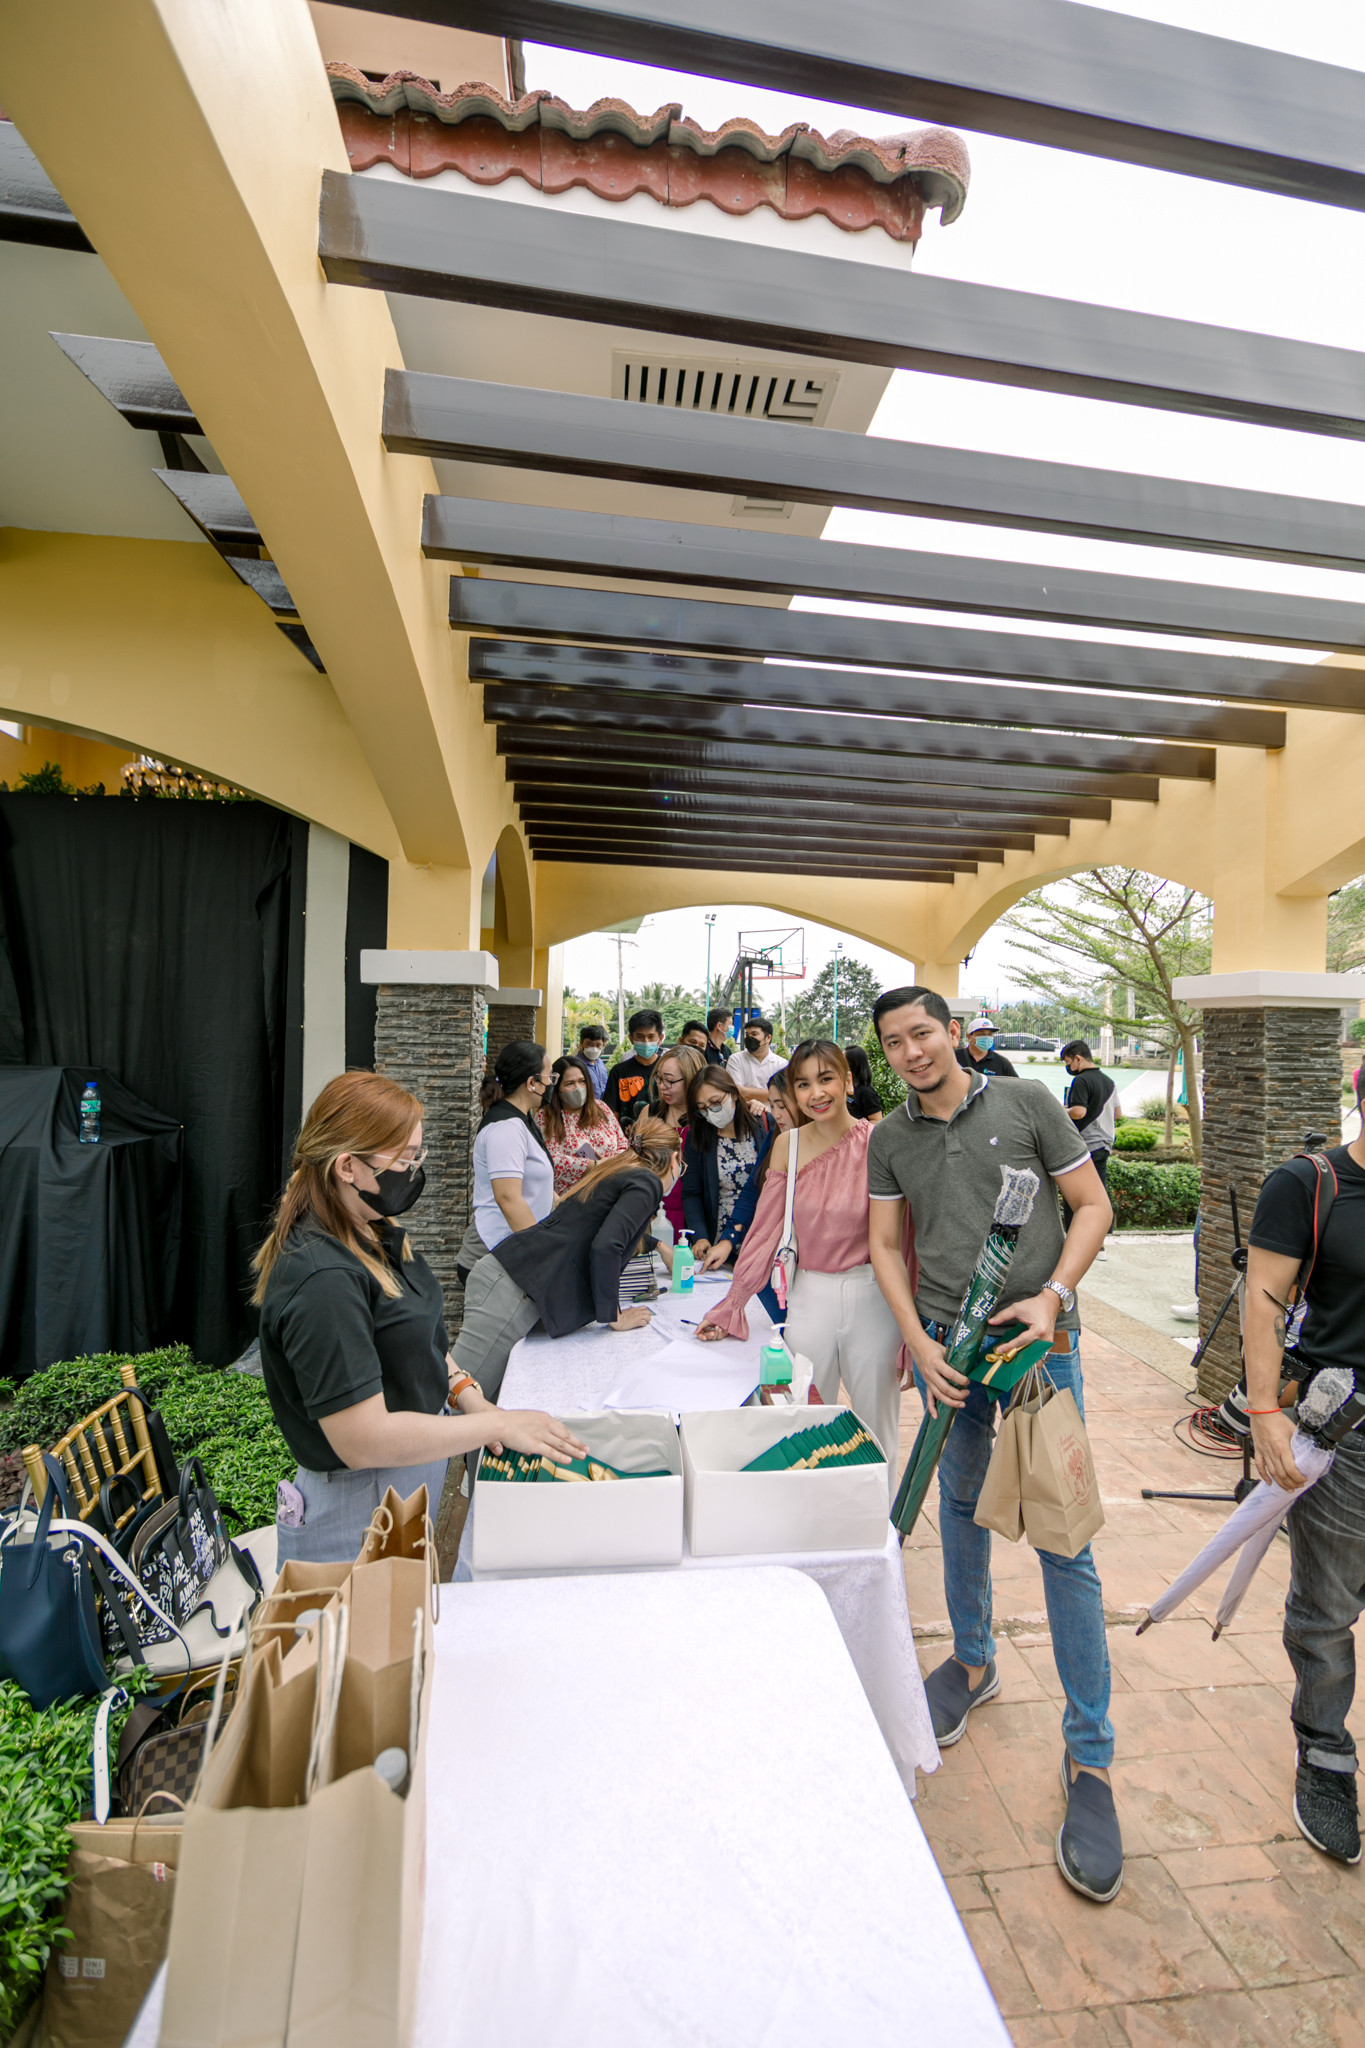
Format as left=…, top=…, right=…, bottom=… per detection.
left=387, top=863, right=480, bottom=951
left=1210, top=747, right=1328, bottom=974
left=914, top=960, right=962, bottom=1000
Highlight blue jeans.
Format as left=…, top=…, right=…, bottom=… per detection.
left=916, top=1324, right=1115, bottom=1769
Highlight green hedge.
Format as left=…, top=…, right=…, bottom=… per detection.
left=0, top=1676, right=149, bottom=2036
left=1113, top=1122, right=1158, bottom=1152
left=1106, top=1158, right=1200, bottom=1229
left=0, top=1347, right=292, bottom=1530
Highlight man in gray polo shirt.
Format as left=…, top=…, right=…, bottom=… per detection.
left=866, top=986, right=1121, bottom=1903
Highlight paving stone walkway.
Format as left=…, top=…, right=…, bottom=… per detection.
left=898, top=1321, right=1365, bottom=2047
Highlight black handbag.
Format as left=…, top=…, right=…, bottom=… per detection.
left=0, top=1456, right=110, bottom=1709
left=130, top=1457, right=230, bottom=1628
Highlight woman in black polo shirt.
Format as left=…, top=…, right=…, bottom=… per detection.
left=253, top=1070, right=587, bottom=1564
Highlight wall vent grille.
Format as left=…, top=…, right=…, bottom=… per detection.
left=611, top=351, right=839, bottom=427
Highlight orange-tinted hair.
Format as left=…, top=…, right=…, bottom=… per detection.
left=251, top=1070, right=423, bottom=1303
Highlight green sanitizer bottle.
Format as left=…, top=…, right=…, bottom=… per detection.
left=760, top=1336, right=792, bottom=1388
left=671, top=1231, right=696, bottom=1295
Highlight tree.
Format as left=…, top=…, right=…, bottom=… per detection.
left=561, top=987, right=616, bottom=1055
left=1002, top=870, right=1212, bottom=1159
left=626, top=981, right=706, bottom=1047
left=1327, top=878, right=1365, bottom=975
left=785, top=954, right=882, bottom=1048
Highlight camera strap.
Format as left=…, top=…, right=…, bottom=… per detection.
left=1284, top=1151, right=1339, bottom=1353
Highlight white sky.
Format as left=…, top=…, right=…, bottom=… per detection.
left=527, top=4, right=1365, bottom=1004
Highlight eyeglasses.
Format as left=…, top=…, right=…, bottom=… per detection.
left=364, top=1147, right=427, bottom=1177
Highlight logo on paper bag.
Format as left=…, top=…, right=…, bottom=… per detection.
left=1059, top=1431, right=1092, bottom=1506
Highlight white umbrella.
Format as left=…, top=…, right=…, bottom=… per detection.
left=1136, top=1369, right=1352, bottom=1639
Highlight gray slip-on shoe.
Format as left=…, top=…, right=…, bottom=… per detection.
left=1057, top=1752, right=1124, bottom=1903
left=923, top=1654, right=1000, bottom=1748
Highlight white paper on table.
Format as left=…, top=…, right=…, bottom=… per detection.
left=604, top=1339, right=758, bottom=1413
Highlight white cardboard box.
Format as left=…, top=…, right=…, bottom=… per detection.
left=681, top=1405, right=889, bottom=1557
left=472, top=1411, right=683, bottom=1573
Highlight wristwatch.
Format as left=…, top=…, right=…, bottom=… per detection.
left=1043, top=1279, right=1075, bottom=1314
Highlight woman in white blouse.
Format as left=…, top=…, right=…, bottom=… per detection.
left=456, top=1041, right=556, bottom=1280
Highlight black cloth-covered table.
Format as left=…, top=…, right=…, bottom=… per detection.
left=0, top=1067, right=182, bottom=1380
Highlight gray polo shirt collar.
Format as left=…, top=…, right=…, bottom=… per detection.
left=903, top=1067, right=991, bottom=1125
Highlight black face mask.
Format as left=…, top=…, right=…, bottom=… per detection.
left=744, top=1036, right=763, bottom=1053
left=359, top=1164, right=426, bottom=1218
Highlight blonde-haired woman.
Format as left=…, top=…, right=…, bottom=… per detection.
left=254, top=1070, right=587, bottom=1564
left=649, top=1043, right=706, bottom=1247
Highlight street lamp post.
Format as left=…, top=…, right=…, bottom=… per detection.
left=704, top=912, right=717, bottom=1011
left=832, top=942, right=844, bottom=1042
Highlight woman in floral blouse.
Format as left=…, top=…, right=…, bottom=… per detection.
left=536, top=1054, right=630, bottom=1194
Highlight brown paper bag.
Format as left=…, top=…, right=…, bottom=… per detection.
left=1017, top=1375, right=1104, bottom=1558
left=355, top=1484, right=431, bottom=1567
left=40, top=1821, right=181, bottom=2048
left=973, top=1402, right=1025, bottom=1543
left=161, top=1550, right=433, bottom=2048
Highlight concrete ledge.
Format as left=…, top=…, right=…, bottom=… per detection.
left=1173, top=970, right=1365, bottom=1009
left=360, top=949, right=500, bottom=989
left=490, top=987, right=543, bottom=1007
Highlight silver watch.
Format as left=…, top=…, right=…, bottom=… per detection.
left=1043, top=1279, right=1075, bottom=1314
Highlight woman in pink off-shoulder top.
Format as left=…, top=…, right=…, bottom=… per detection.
left=697, top=1039, right=913, bottom=1500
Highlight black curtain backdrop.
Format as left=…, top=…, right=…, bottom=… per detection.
left=0, top=796, right=296, bottom=1365
left=345, top=844, right=389, bottom=1071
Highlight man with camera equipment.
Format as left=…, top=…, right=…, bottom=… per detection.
left=1246, top=1123, right=1365, bottom=1864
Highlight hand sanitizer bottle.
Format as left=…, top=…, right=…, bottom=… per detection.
left=671, top=1231, right=696, bottom=1294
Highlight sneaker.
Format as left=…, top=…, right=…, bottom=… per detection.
left=1170, top=1301, right=1200, bottom=1322
left=1294, top=1757, right=1362, bottom=1864
left=1057, top=1753, right=1124, bottom=1903
left=1096, top=1249, right=1107, bottom=1261
left=923, top=1654, right=1000, bottom=1747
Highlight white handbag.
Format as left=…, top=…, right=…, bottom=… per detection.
left=769, top=1127, right=800, bottom=1313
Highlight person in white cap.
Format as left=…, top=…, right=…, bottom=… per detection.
left=955, top=1014, right=1019, bottom=1079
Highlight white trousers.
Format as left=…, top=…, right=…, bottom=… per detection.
left=785, top=1262, right=903, bottom=1506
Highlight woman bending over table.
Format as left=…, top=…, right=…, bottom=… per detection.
left=537, top=1054, right=629, bottom=1195
left=254, top=1071, right=586, bottom=1564
left=697, top=1040, right=908, bottom=1500
left=453, top=1119, right=682, bottom=1404
left=649, top=1044, right=706, bottom=1251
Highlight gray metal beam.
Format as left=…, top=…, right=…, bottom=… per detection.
left=510, top=769, right=1107, bottom=822
left=523, top=811, right=1038, bottom=853
left=0, top=122, right=92, bottom=252
left=495, top=729, right=1164, bottom=799
left=50, top=332, right=199, bottom=434
left=539, top=848, right=965, bottom=883
left=345, top=0, right=1365, bottom=212
left=455, top=582, right=1295, bottom=724
left=482, top=686, right=1216, bottom=780
left=324, top=176, right=1365, bottom=441
left=470, top=639, right=1288, bottom=748
left=514, top=786, right=1074, bottom=833
left=526, top=829, right=991, bottom=870
left=153, top=471, right=263, bottom=556
left=397, top=373, right=1365, bottom=574
left=432, top=498, right=1363, bottom=652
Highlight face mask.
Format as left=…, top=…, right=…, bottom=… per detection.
left=975, top=1037, right=995, bottom=1051
left=633, top=1041, right=659, bottom=1060
left=744, top=1036, right=763, bottom=1053
left=703, top=1099, right=736, bottom=1129
left=359, top=1164, right=426, bottom=1218
left=561, top=1086, right=588, bottom=1110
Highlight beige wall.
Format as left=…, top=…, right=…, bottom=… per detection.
left=306, top=5, right=510, bottom=93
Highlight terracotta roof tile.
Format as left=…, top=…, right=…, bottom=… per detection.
left=327, top=68, right=969, bottom=237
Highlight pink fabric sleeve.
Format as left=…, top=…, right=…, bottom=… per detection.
left=698, top=1166, right=788, bottom=1342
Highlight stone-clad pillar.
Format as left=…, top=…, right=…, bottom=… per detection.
left=1175, top=973, right=1353, bottom=1403
left=484, top=987, right=544, bottom=1076
left=362, top=950, right=499, bottom=1324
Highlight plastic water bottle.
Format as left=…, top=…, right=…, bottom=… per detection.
left=670, top=1231, right=696, bottom=1295
left=79, top=1082, right=101, bottom=1144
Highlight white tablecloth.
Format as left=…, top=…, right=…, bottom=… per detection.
left=461, top=1287, right=940, bottom=1790
left=500, top=1272, right=774, bottom=1413
left=124, top=1575, right=983, bottom=2048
